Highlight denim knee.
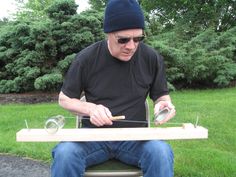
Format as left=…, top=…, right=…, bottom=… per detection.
left=52, top=142, right=85, bottom=163
left=51, top=142, right=86, bottom=177
left=142, top=140, right=174, bottom=164
left=140, top=140, right=174, bottom=177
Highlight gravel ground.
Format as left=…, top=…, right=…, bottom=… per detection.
left=0, top=154, right=50, bottom=177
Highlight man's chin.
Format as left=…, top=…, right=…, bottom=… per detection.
left=118, top=54, right=133, bottom=61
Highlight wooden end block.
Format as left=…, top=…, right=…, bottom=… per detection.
left=182, top=123, right=195, bottom=129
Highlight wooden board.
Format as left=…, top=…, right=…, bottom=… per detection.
left=16, top=123, right=208, bottom=142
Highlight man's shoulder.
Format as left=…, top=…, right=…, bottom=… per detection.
left=138, top=42, right=163, bottom=62
left=78, top=40, right=105, bottom=57
left=74, top=40, right=105, bottom=64
left=139, top=42, right=160, bottom=56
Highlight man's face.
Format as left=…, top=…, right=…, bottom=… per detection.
left=107, top=29, right=144, bottom=61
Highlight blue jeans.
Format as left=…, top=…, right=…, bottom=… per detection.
left=51, top=140, right=174, bottom=177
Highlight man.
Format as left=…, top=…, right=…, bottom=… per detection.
left=51, top=0, right=176, bottom=176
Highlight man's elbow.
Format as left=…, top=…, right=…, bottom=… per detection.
left=58, top=91, right=67, bottom=107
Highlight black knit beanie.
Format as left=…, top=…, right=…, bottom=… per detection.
left=103, top=0, right=145, bottom=33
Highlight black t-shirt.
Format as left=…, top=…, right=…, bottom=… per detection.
left=61, top=40, right=168, bottom=128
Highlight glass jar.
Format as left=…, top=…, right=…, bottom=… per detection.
left=44, top=115, right=65, bottom=134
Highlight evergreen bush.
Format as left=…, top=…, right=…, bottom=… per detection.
left=149, top=27, right=236, bottom=89
left=34, top=73, right=62, bottom=91
left=0, top=1, right=104, bottom=93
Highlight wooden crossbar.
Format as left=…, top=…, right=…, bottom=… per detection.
left=16, top=123, right=208, bottom=142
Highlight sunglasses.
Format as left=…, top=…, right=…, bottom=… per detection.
left=114, top=34, right=145, bottom=44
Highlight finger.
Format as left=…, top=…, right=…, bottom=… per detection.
left=154, top=103, right=162, bottom=115
left=90, top=115, right=103, bottom=127
left=88, top=104, right=105, bottom=126
left=95, top=105, right=108, bottom=124
left=96, top=105, right=112, bottom=125
left=154, top=101, right=169, bottom=115
left=92, top=105, right=113, bottom=126
left=104, top=107, right=113, bottom=125
left=167, top=102, right=175, bottom=109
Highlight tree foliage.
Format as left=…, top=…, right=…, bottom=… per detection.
left=0, top=0, right=104, bottom=93
left=14, top=0, right=55, bottom=20
left=88, top=0, right=106, bottom=10
left=141, top=0, right=236, bottom=33
left=148, top=26, right=236, bottom=88
left=46, top=0, right=78, bottom=22
left=0, top=0, right=235, bottom=93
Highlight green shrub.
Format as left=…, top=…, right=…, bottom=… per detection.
left=34, top=73, right=63, bottom=91
left=0, top=1, right=104, bottom=93
left=149, top=27, right=236, bottom=88
left=57, top=53, right=76, bottom=74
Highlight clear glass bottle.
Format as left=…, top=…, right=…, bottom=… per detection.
left=44, top=115, right=65, bottom=134
left=155, top=107, right=170, bottom=123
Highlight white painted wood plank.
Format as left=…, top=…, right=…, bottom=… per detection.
left=16, top=124, right=208, bottom=142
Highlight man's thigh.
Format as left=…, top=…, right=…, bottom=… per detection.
left=112, top=140, right=173, bottom=167
left=52, top=141, right=112, bottom=167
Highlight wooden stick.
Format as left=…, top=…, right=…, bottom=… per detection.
left=16, top=123, right=208, bottom=142
left=110, top=115, right=125, bottom=120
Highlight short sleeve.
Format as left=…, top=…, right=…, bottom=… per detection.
left=149, top=54, right=169, bottom=101
left=61, top=55, right=85, bottom=99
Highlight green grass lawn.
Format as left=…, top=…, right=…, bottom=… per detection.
left=0, top=87, right=236, bottom=177
left=169, top=88, right=236, bottom=177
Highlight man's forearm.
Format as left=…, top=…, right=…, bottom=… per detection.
left=58, top=91, right=96, bottom=116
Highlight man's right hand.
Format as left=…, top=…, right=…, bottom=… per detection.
left=89, top=104, right=113, bottom=127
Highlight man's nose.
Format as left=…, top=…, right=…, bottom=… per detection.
left=124, top=39, right=136, bottom=49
